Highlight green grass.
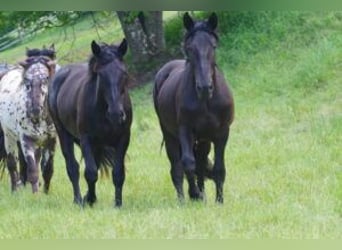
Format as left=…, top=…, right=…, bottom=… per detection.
left=0, top=11, right=341, bottom=238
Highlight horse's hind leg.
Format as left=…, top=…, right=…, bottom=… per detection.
left=212, top=128, right=229, bottom=203
left=162, top=128, right=185, bottom=202
left=3, top=132, right=20, bottom=191
left=41, top=137, right=56, bottom=194
left=194, top=141, right=211, bottom=200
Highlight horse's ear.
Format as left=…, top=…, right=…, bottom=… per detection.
left=47, top=60, right=56, bottom=68
left=49, top=43, right=55, bottom=51
left=183, top=12, right=194, bottom=31
left=91, top=40, right=101, bottom=56
left=47, top=60, right=56, bottom=75
left=18, top=60, right=28, bottom=69
left=117, top=38, right=128, bottom=58
left=207, top=12, right=218, bottom=31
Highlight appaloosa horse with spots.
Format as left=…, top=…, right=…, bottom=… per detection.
left=0, top=55, right=57, bottom=193
left=153, top=12, right=234, bottom=203
left=0, top=45, right=59, bottom=185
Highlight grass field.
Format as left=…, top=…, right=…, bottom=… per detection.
left=0, top=11, right=341, bottom=238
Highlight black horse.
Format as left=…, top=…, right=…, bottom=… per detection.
left=153, top=12, right=234, bottom=203
left=48, top=39, right=132, bottom=207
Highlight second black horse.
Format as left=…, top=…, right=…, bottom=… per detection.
left=153, top=12, right=234, bottom=203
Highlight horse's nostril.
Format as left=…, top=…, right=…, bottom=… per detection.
left=32, top=107, right=41, bottom=115
left=120, top=110, right=126, bottom=122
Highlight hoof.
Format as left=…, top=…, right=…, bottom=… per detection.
left=114, top=200, right=122, bottom=208
left=215, top=197, right=224, bottom=204
left=189, top=190, right=204, bottom=201
left=73, top=197, right=83, bottom=206
left=83, top=193, right=97, bottom=207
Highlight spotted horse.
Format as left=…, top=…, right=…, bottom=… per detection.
left=0, top=55, right=57, bottom=193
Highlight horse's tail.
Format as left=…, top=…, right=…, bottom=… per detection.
left=159, top=139, right=165, bottom=154
left=204, top=158, right=214, bottom=180
left=0, top=125, right=7, bottom=179
left=152, top=73, right=160, bottom=113
left=93, top=145, right=115, bottom=178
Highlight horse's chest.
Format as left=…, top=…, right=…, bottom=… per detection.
left=19, top=117, right=55, bottom=141
left=3, top=96, right=55, bottom=142
left=180, top=105, right=220, bottom=131
left=193, top=112, right=221, bottom=135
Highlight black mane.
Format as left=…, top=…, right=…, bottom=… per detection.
left=26, top=48, right=56, bottom=60
left=184, top=21, right=219, bottom=42
left=88, top=43, right=124, bottom=74
left=25, top=56, right=51, bottom=67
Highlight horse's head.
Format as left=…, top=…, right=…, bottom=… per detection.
left=89, top=38, right=128, bottom=126
left=183, top=12, right=218, bottom=101
left=19, top=56, right=56, bottom=123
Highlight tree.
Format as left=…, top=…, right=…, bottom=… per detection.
left=0, top=11, right=167, bottom=82
left=116, top=11, right=165, bottom=76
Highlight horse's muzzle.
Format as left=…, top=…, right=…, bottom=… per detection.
left=29, top=107, right=43, bottom=124
left=196, top=84, right=213, bottom=100
left=107, top=110, right=126, bottom=125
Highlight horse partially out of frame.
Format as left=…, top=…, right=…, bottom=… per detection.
left=0, top=55, right=57, bottom=193
left=153, top=12, right=234, bottom=203
left=0, top=45, right=58, bottom=185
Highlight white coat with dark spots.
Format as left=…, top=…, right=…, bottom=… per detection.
left=0, top=57, right=57, bottom=193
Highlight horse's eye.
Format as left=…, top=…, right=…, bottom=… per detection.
left=25, top=83, right=31, bottom=91
left=186, top=46, right=193, bottom=54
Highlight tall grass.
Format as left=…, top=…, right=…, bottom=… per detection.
left=0, top=11, right=341, bottom=238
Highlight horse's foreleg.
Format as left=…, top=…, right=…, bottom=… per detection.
left=162, top=128, right=184, bottom=202
left=7, top=153, right=19, bottom=192
left=179, top=126, right=201, bottom=200
left=112, top=132, right=130, bottom=208
left=21, top=136, right=39, bottom=193
left=213, top=128, right=229, bottom=203
left=18, top=141, right=27, bottom=186
left=41, top=137, right=56, bottom=194
left=179, top=126, right=195, bottom=172
left=80, top=135, right=98, bottom=206
left=58, top=128, right=82, bottom=204
left=194, top=141, right=211, bottom=200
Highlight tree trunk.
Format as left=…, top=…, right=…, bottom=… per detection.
left=116, top=11, right=165, bottom=76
